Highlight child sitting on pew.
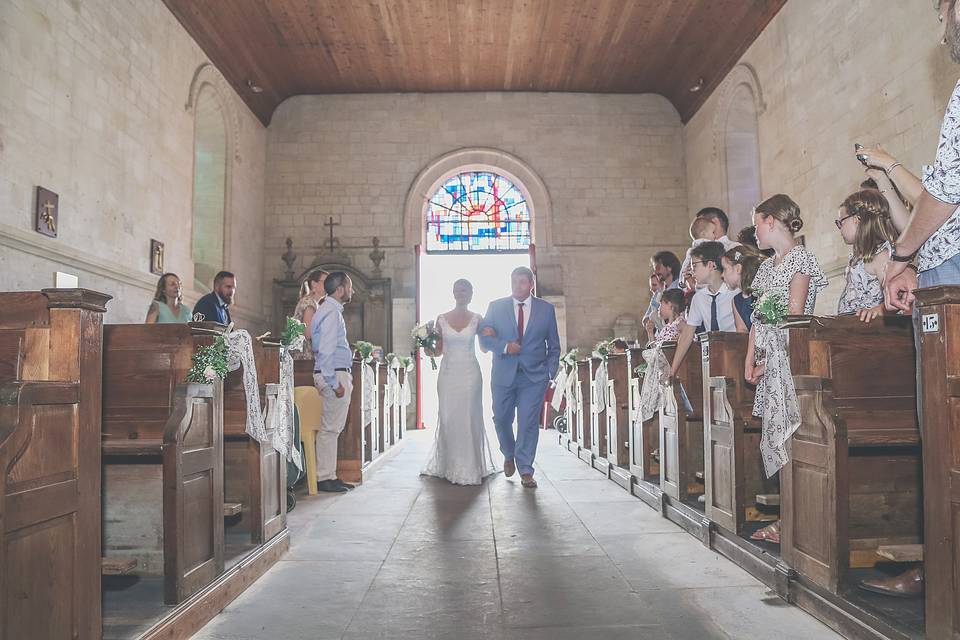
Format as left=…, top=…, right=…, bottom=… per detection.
left=835, top=189, right=896, bottom=323
left=654, top=288, right=686, bottom=345
left=745, top=194, right=828, bottom=544
left=721, top=246, right=766, bottom=332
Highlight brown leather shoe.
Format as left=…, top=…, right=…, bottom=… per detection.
left=520, top=474, right=538, bottom=488
left=504, top=459, right=516, bottom=478
left=858, top=567, right=923, bottom=598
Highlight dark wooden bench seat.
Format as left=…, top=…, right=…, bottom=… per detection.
left=0, top=288, right=109, bottom=640
left=781, top=314, right=921, bottom=595
left=102, top=323, right=225, bottom=605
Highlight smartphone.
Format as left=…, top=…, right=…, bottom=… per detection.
left=854, top=143, right=869, bottom=166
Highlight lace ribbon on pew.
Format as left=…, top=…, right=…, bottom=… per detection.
left=752, top=323, right=801, bottom=477
left=592, top=362, right=608, bottom=414
left=638, top=347, right=670, bottom=423
left=225, top=329, right=268, bottom=443
left=549, top=363, right=577, bottom=412
left=362, top=363, right=377, bottom=426
left=274, top=335, right=304, bottom=470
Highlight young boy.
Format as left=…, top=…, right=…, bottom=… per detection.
left=666, top=241, right=740, bottom=380
left=679, top=217, right=720, bottom=286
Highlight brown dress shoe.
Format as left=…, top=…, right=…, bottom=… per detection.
left=504, top=459, right=516, bottom=477
left=520, top=474, right=538, bottom=488
left=858, top=566, right=923, bottom=598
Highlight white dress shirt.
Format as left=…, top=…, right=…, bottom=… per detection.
left=686, top=283, right=740, bottom=333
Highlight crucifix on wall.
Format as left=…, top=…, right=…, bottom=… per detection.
left=34, top=187, right=59, bottom=238
left=324, top=216, right=340, bottom=252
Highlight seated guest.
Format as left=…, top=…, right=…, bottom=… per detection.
left=665, top=241, right=740, bottom=380
left=654, top=288, right=686, bottom=345
left=721, top=246, right=766, bottom=332
left=679, top=216, right=720, bottom=284
left=641, top=272, right=664, bottom=344
left=293, top=270, right=328, bottom=360
left=192, top=271, right=236, bottom=324
left=835, top=190, right=896, bottom=323
left=694, top=206, right=740, bottom=251
left=145, top=273, right=192, bottom=324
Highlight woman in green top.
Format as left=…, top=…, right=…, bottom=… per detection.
left=145, top=273, right=193, bottom=323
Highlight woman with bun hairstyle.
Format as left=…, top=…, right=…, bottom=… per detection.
left=744, top=194, right=828, bottom=544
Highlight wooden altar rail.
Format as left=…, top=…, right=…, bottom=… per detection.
left=659, top=341, right=704, bottom=503
left=0, top=289, right=109, bottom=640
left=700, top=331, right=775, bottom=536
left=223, top=340, right=286, bottom=545
left=782, top=314, right=920, bottom=595
left=101, top=323, right=225, bottom=605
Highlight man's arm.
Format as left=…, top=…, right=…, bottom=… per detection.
left=545, top=306, right=561, bottom=380
left=478, top=302, right=508, bottom=355
left=894, top=190, right=959, bottom=257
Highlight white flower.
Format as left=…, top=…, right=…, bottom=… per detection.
left=203, top=366, right=217, bottom=381
left=415, top=325, right=429, bottom=339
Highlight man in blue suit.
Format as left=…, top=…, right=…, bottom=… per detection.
left=192, top=271, right=235, bottom=325
left=479, top=266, right=561, bottom=488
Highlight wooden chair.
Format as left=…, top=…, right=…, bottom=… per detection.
left=914, top=286, right=960, bottom=639
left=0, top=289, right=109, bottom=640
left=659, top=341, right=704, bottom=503
left=605, top=351, right=631, bottom=468
left=700, top=331, right=776, bottom=535
left=294, top=386, right=323, bottom=496
left=627, top=347, right=659, bottom=482
left=222, top=340, right=286, bottom=544
left=780, top=315, right=921, bottom=595
left=101, top=323, right=225, bottom=605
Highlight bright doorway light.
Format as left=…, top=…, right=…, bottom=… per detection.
left=417, top=253, right=530, bottom=430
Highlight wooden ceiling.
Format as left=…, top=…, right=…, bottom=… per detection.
left=163, top=1, right=787, bottom=126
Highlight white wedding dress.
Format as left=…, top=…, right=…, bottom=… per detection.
left=421, top=314, right=499, bottom=485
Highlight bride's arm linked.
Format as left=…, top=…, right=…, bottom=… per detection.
left=478, top=303, right=506, bottom=355
left=478, top=313, right=494, bottom=353
left=425, top=315, right=443, bottom=357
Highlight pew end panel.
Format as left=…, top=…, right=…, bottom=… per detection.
left=588, top=357, right=608, bottom=460
left=659, top=342, right=704, bottom=503
left=576, top=361, right=592, bottom=451
left=605, top=352, right=631, bottom=468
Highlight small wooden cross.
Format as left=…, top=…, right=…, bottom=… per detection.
left=324, top=216, right=340, bottom=252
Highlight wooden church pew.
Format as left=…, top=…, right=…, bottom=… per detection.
left=700, top=331, right=776, bottom=536
left=627, top=346, right=659, bottom=485
left=576, top=359, right=593, bottom=463
left=604, top=351, right=631, bottom=471
left=780, top=314, right=920, bottom=595
left=562, top=360, right=582, bottom=448
left=915, top=286, right=960, bottom=640
left=0, top=289, right=109, bottom=640
left=223, top=339, right=286, bottom=545
left=101, top=323, right=225, bottom=605
left=659, top=341, right=704, bottom=504
left=588, top=356, right=609, bottom=464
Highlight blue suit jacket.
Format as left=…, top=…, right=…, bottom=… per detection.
left=192, top=292, right=231, bottom=324
left=479, top=296, right=561, bottom=388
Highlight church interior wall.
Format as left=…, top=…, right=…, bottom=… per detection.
left=0, top=0, right=268, bottom=326
left=684, top=0, right=957, bottom=313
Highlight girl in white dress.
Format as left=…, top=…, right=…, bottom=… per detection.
left=421, top=279, right=499, bottom=485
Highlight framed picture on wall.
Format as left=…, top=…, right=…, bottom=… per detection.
left=150, top=239, right=164, bottom=275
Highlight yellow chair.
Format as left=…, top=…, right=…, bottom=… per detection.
left=294, top=386, right=323, bottom=496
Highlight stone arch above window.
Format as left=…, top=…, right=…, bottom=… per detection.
left=404, top=148, right=552, bottom=250
left=190, top=84, right=228, bottom=291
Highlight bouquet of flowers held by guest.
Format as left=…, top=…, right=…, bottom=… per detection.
left=753, top=288, right=788, bottom=326
left=412, top=320, right=441, bottom=370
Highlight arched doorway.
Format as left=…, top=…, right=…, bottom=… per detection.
left=408, top=152, right=548, bottom=430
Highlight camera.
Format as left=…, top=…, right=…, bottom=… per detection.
left=854, top=143, right=869, bottom=166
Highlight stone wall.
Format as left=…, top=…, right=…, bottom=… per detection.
left=264, top=92, right=690, bottom=349
left=684, top=0, right=957, bottom=312
left=0, top=0, right=268, bottom=326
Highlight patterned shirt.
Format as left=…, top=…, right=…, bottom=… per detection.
left=919, top=79, right=960, bottom=272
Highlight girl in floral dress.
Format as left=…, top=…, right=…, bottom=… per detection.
left=745, top=195, right=828, bottom=544
left=835, top=190, right=897, bottom=322
left=653, top=288, right=686, bottom=345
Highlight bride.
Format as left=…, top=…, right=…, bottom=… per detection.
left=421, top=278, right=500, bottom=485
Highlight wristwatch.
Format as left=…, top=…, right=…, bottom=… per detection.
left=890, top=244, right=917, bottom=263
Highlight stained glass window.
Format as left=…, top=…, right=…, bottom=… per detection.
left=425, top=171, right=531, bottom=252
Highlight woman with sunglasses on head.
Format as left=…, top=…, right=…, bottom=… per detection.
left=835, top=190, right=897, bottom=323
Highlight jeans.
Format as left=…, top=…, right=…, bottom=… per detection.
left=913, top=251, right=960, bottom=435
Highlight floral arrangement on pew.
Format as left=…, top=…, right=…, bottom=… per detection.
left=185, top=335, right=229, bottom=383
left=412, top=320, right=441, bottom=370
left=386, top=352, right=414, bottom=372
left=592, top=338, right=616, bottom=361
left=281, top=316, right=305, bottom=350
left=560, top=348, right=579, bottom=369
left=753, top=288, right=789, bottom=326
left=550, top=348, right=580, bottom=412
left=354, top=340, right=377, bottom=363
left=633, top=362, right=648, bottom=378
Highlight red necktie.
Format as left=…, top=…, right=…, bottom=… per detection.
left=517, top=302, right=525, bottom=342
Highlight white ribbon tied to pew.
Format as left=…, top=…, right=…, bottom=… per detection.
left=275, top=334, right=304, bottom=470
left=225, top=328, right=268, bottom=443
left=549, top=365, right=571, bottom=412
left=592, top=362, right=608, bottom=414
left=362, top=362, right=377, bottom=426
left=752, top=323, right=801, bottom=478
left=638, top=347, right=669, bottom=423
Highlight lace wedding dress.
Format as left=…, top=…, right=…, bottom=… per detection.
left=421, top=314, right=499, bottom=485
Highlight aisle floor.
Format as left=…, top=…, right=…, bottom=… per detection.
left=192, top=430, right=840, bottom=639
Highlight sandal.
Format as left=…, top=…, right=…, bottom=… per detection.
left=750, top=520, right=781, bottom=544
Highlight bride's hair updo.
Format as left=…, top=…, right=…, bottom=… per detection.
left=754, top=194, right=804, bottom=234
left=453, top=278, right=473, bottom=291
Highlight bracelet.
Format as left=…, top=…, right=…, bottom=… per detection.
left=906, top=263, right=918, bottom=272
left=885, top=161, right=903, bottom=175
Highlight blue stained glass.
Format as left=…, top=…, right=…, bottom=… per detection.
left=425, top=171, right=531, bottom=252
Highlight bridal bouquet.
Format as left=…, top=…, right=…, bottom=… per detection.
left=753, top=288, right=788, bottom=326
left=412, top=320, right=441, bottom=370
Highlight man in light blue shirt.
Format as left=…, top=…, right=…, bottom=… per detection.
left=311, top=271, right=355, bottom=493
